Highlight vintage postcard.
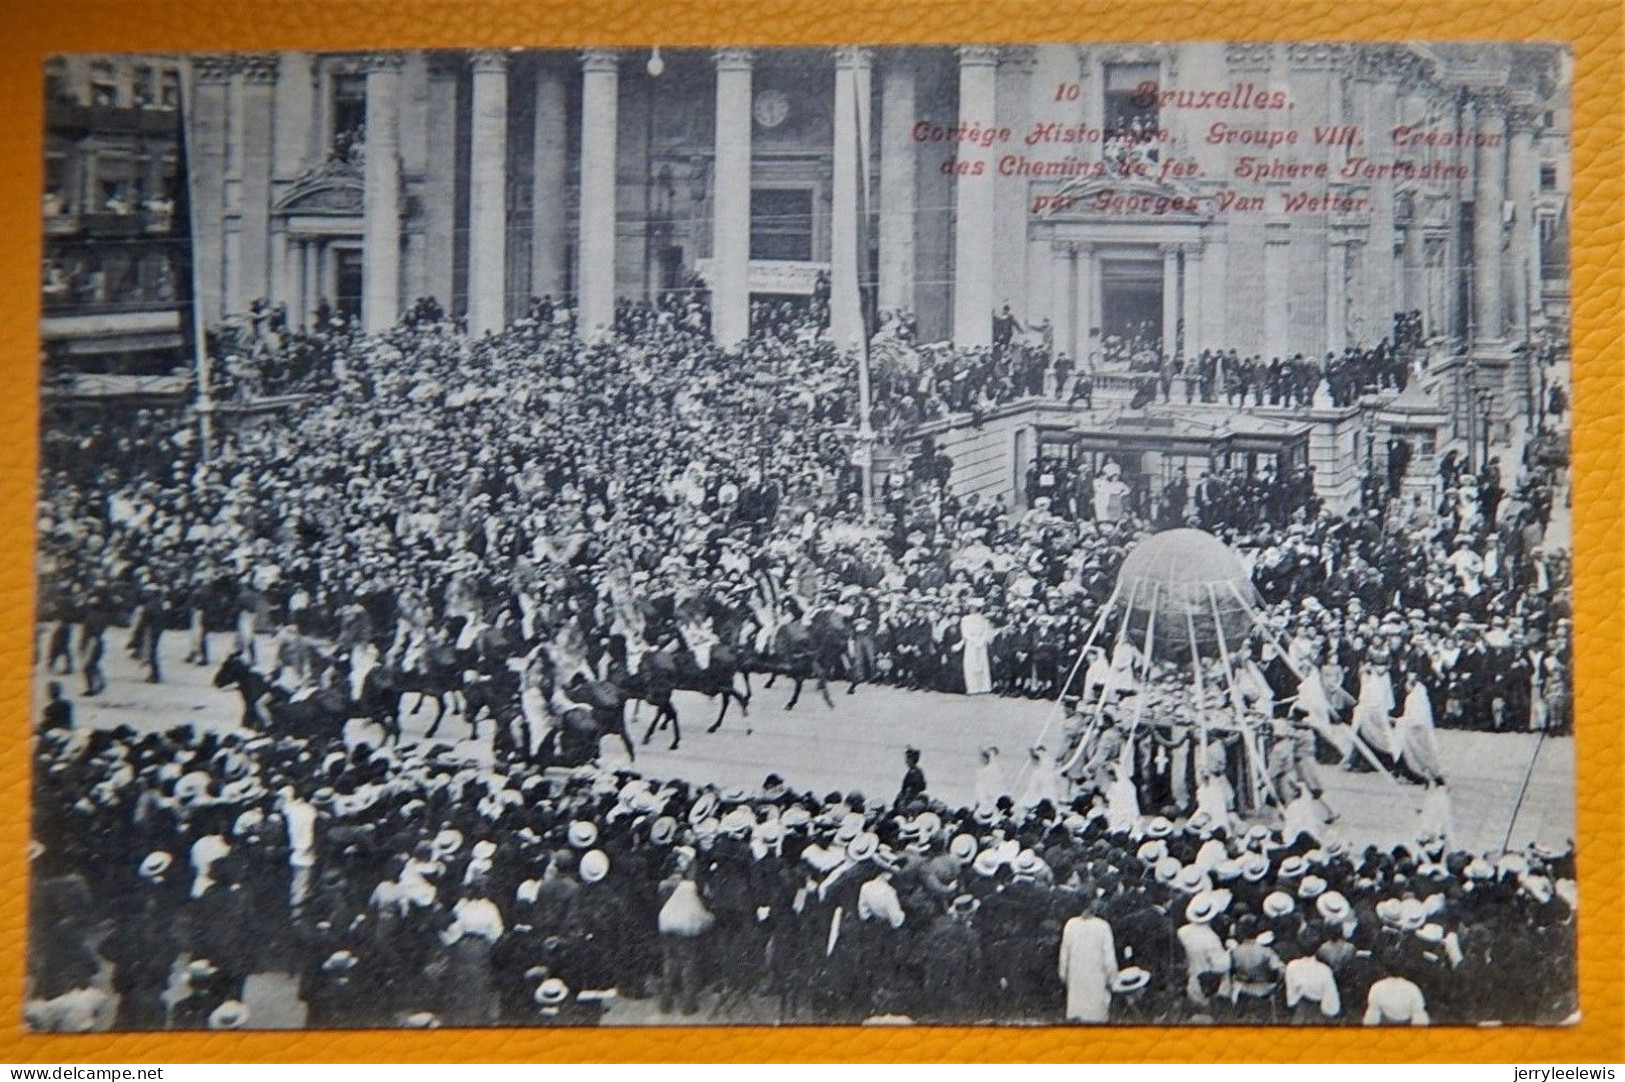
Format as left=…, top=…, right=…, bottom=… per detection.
left=27, top=41, right=1576, bottom=1032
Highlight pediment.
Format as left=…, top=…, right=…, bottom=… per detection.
left=274, top=158, right=365, bottom=217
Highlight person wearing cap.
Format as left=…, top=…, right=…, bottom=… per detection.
left=913, top=894, right=987, bottom=1024
left=1177, top=890, right=1232, bottom=1009
left=1058, top=897, right=1119, bottom=1023
left=895, top=747, right=927, bottom=810
left=1227, top=915, right=1285, bottom=1023
left=655, top=849, right=711, bottom=1017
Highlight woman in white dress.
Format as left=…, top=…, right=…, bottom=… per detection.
left=1395, top=670, right=1443, bottom=783
left=1347, top=653, right=1397, bottom=768
left=959, top=600, right=995, bottom=696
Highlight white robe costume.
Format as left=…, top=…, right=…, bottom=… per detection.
left=960, top=612, right=995, bottom=695
left=1353, top=665, right=1397, bottom=759
left=975, top=756, right=1005, bottom=809
left=1058, top=915, right=1119, bottom=1023
left=1397, top=683, right=1443, bottom=782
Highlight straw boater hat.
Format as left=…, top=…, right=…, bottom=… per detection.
left=1240, top=852, right=1270, bottom=883
left=1263, top=891, right=1295, bottom=918
left=847, top=833, right=881, bottom=863
left=535, top=979, right=570, bottom=1006
left=1315, top=891, right=1353, bottom=924
left=139, top=851, right=173, bottom=880
left=1144, top=816, right=1174, bottom=839
left=1184, top=889, right=1232, bottom=924
left=1175, top=865, right=1213, bottom=895
left=567, top=821, right=599, bottom=849
left=579, top=850, right=610, bottom=884
left=949, top=834, right=978, bottom=863
left=208, top=1001, right=249, bottom=1030
left=1012, top=850, right=1046, bottom=879
left=1376, top=899, right=1404, bottom=926
left=1277, top=855, right=1309, bottom=880
left=1297, top=875, right=1328, bottom=900
left=972, top=849, right=1003, bottom=878
left=649, top=817, right=678, bottom=845
left=1136, top=840, right=1168, bottom=864
left=688, top=792, right=719, bottom=824
left=1398, top=898, right=1427, bottom=931
left=432, top=829, right=464, bottom=858
left=1154, top=856, right=1183, bottom=885
left=1112, top=967, right=1151, bottom=994
left=781, top=807, right=813, bottom=830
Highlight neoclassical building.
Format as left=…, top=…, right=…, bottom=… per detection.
left=160, top=43, right=1566, bottom=364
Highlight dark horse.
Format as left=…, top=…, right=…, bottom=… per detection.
left=213, top=653, right=344, bottom=741
left=733, top=612, right=851, bottom=718
left=616, top=642, right=752, bottom=749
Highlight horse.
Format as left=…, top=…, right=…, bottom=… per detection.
left=739, top=622, right=835, bottom=712
left=212, top=653, right=347, bottom=743
left=558, top=673, right=637, bottom=762
left=617, top=643, right=752, bottom=747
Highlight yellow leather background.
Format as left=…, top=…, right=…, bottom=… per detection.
left=0, top=0, right=1619, bottom=1063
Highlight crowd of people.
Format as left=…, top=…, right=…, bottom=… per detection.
left=29, top=288, right=1574, bottom=1028
left=29, top=726, right=1577, bottom=1030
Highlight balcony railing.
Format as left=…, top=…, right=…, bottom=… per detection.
left=43, top=208, right=176, bottom=238
left=46, top=100, right=179, bottom=137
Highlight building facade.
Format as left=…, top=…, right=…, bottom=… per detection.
left=42, top=54, right=190, bottom=392
left=175, top=43, right=1567, bottom=363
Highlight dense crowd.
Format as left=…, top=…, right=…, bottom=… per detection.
left=36, top=307, right=1569, bottom=725
left=29, top=299, right=1574, bottom=1028
left=28, top=726, right=1578, bottom=1029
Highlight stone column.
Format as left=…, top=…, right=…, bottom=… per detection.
left=1472, top=93, right=1506, bottom=347
left=303, top=239, right=321, bottom=327
left=1161, top=243, right=1180, bottom=357
left=1506, top=102, right=1538, bottom=340
left=531, top=57, right=569, bottom=303
left=830, top=46, right=873, bottom=351
left=190, top=56, right=233, bottom=324
left=1181, top=245, right=1203, bottom=356
left=578, top=49, right=620, bottom=336
left=362, top=53, right=403, bottom=333
left=711, top=49, right=754, bottom=348
left=1326, top=240, right=1348, bottom=355
left=952, top=45, right=999, bottom=348
left=1074, top=243, right=1096, bottom=363
left=878, top=52, right=917, bottom=317
left=1049, top=242, right=1073, bottom=362
left=467, top=50, right=509, bottom=337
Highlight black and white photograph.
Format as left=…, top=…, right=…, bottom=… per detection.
left=28, top=41, right=1576, bottom=1031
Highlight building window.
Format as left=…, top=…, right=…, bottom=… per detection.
left=131, top=65, right=155, bottom=107
left=1103, top=62, right=1161, bottom=164
left=89, top=62, right=118, bottom=107
left=1540, top=163, right=1558, bottom=191
left=750, top=188, right=814, bottom=262
left=331, top=73, right=367, bottom=158
left=1390, top=425, right=1437, bottom=458
left=159, top=69, right=181, bottom=110
left=44, top=58, right=70, bottom=104
left=1540, top=212, right=1569, bottom=282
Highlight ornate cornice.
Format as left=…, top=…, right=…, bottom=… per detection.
left=713, top=48, right=755, bottom=71
left=237, top=54, right=279, bottom=85
left=469, top=49, right=509, bottom=75
left=1000, top=45, right=1039, bottom=72
left=1224, top=43, right=1276, bottom=71
left=363, top=52, right=405, bottom=75
left=194, top=55, right=236, bottom=85
left=580, top=48, right=620, bottom=74
left=835, top=45, right=876, bottom=70
left=955, top=45, right=1001, bottom=67
left=1286, top=43, right=1355, bottom=72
